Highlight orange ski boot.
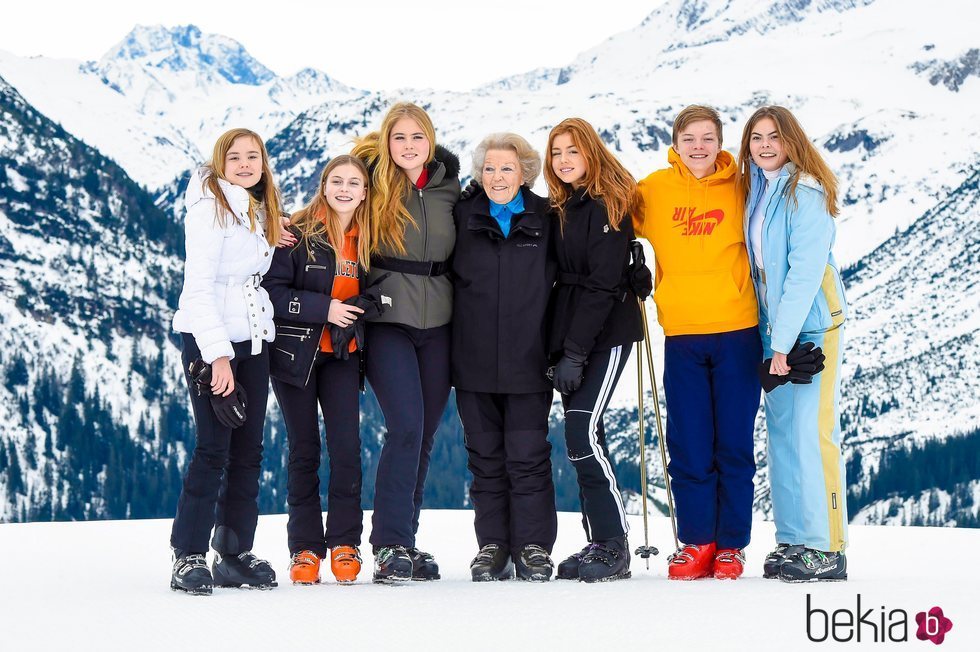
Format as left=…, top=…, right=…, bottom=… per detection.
left=288, top=550, right=321, bottom=585
left=713, top=548, right=745, bottom=580
left=667, top=542, right=716, bottom=580
left=331, top=545, right=362, bottom=584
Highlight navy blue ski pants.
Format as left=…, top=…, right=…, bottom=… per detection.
left=171, top=334, right=269, bottom=555
left=272, top=353, right=362, bottom=557
left=366, top=323, right=451, bottom=548
left=663, top=327, right=762, bottom=549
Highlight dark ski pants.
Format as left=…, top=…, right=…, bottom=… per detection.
left=272, top=353, right=362, bottom=557
left=663, top=326, right=762, bottom=550
left=171, top=334, right=269, bottom=555
left=562, top=344, right=631, bottom=542
left=456, top=390, right=557, bottom=556
left=366, top=323, right=451, bottom=548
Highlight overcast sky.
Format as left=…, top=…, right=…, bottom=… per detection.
left=0, top=0, right=654, bottom=90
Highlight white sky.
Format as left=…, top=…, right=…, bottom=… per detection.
left=0, top=0, right=655, bottom=91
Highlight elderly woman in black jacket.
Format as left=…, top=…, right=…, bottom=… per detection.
left=451, top=133, right=558, bottom=582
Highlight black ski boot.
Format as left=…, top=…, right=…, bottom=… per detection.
left=212, top=551, right=278, bottom=589
left=373, top=545, right=413, bottom=584
left=556, top=543, right=591, bottom=580
left=779, top=548, right=847, bottom=583
left=578, top=537, right=631, bottom=583
left=470, top=544, right=515, bottom=582
left=514, top=544, right=554, bottom=582
left=407, top=546, right=440, bottom=581
left=171, top=550, right=213, bottom=596
left=763, top=543, right=804, bottom=579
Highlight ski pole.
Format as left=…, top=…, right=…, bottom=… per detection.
left=638, top=298, right=679, bottom=551
left=634, top=335, right=657, bottom=568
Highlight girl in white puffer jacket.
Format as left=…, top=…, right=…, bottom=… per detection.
left=169, top=127, right=290, bottom=595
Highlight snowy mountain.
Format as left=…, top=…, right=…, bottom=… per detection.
left=0, top=72, right=188, bottom=520
left=0, top=25, right=363, bottom=188
left=1, top=1, right=978, bottom=527
left=1, top=511, right=978, bottom=651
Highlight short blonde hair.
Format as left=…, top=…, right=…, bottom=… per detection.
left=471, top=133, right=541, bottom=187
left=672, top=105, right=724, bottom=147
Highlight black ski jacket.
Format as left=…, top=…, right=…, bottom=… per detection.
left=548, top=188, right=643, bottom=358
left=451, top=187, right=556, bottom=394
left=262, top=226, right=379, bottom=388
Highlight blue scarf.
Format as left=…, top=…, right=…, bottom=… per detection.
left=489, top=191, right=525, bottom=237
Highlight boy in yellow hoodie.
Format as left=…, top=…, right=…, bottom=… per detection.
left=635, top=105, right=761, bottom=580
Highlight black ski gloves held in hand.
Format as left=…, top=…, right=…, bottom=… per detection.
left=210, top=386, right=249, bottom=429
left=327, top=273, right=391, bottom=360
left=187, top=359, right=249, bottom=428
left=758, top=341, right=827, bottom=393
left=628, top=240, right=653, bottom=301
left=551, top=349, right=589, bottom=395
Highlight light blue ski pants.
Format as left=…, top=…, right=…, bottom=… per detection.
left=759, top=288, right=849, bottom=552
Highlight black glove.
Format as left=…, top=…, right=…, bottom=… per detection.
left=329, top=323, right=355, bottom=360
left=186, top=359, right=248, bottom=427
left=328, top=273, right=392, bottom=359
left=628, top=240, right=653, bottom=300
left=552, top=349, right=588, bottom=394
left=210, top=384, right=248, bottom=429
left=758, top=341, right=826, bottom=393
left=459, top=178, right=481, bottom=200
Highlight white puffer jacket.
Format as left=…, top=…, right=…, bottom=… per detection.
left=172, top=168, right=276, bottom=363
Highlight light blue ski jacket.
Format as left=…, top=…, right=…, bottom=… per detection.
left=744, top=162, right=847, bottom=354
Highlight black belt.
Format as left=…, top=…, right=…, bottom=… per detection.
left=371, top=255, right=449, bottom=277
left=559, top=271, right=630, bottom=302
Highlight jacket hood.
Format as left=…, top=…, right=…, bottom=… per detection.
left=184, top=166, right=250, bottom=213
left=425, top=144, right=460, bottom=186
left=667, top=148, right=737, bottom=184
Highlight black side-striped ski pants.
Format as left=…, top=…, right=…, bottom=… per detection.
left=561, top=344, right=631, bottom=542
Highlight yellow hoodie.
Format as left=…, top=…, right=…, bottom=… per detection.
left=635, top=148, right=758, bottom=336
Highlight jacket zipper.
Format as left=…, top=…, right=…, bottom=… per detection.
left=760, top=177, right=782, bottom=337
left=274, top=347, right=295, bottom=360
left=419, top=187, right=428, bottom=329
left=304, top=325, right=326, bottom=386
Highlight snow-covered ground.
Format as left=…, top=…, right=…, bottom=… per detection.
left=0, top=510, right=976, bottom=651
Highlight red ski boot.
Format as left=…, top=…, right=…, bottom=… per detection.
left=713, top=548, right=745, bottom=580
left=667, top=542, right=716, bottom=580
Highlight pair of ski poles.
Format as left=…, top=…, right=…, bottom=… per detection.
left=632, top=243, right=679, bottom=569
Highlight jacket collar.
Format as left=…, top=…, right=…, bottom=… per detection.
left=185, top=166, right=250, bottom=214
left=468, top=187, right=544, bottom=238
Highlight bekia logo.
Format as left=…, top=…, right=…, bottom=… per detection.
left=806, top=595, right=954, bottom=645
left=915, top=607, right=953, bottom=645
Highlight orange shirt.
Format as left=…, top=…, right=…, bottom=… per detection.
left=319, top=223, right=361, bottom=353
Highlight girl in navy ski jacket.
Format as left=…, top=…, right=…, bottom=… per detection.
left=169, top=128, right=287, bottom=595
left=544, top=118, right=643, bottom=583
left=263, top=155, right=387, bottom=585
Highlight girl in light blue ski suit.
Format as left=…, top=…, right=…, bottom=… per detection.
left=738, top=106, right=849, bottom=583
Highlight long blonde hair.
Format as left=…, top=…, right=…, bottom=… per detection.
left=351, top=102, right=436, bottom=254
left=289, top=155, right=372, bottom=270
left=203, top=128, right=282, bottom=246
left=543, top=118, right=639, bottom=230
left=737, top=106, right=839, bottom=217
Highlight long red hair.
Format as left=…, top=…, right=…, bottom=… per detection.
left=543, top=118, right=639, bottom=230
